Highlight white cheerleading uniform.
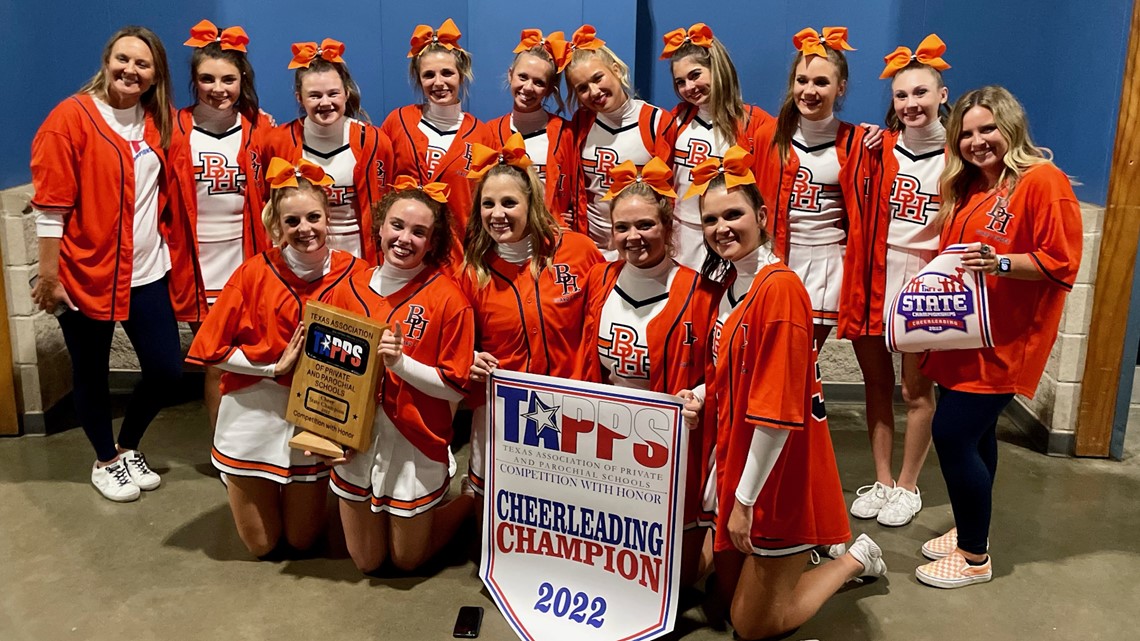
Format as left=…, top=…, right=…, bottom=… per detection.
left=191, top=108, right=246, bottom=303
left=419, top=102, right=464, bottom=176
left=787, top=115, right=845, bottom=325
left=596, top=260, right=675, bottom=390
left=581, top=98, right=654, bottom=250
left=883, top=121, right=946, bottom=309
left=303, top=118, right=361, bottom=257
left=673, top=107, right=730, bottom=271
left=512, top=108, right=551, bottom=181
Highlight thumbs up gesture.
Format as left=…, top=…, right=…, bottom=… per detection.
left=379, top=322, right=404, bottom=367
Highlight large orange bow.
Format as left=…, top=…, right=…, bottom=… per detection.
left=569, top=25, right=605, bottom=54
left=659, top=23, right=714, bottom=59
left=467, top=133, right=533, bottom=181
left=266, top=157, right=334, bottom=190
left=880, top=34, right=950, bottom=79
left=408, top=18, right=463, bottom=58
left=792, top=27, right=856, bottom=58
left=602, top=158, right=677, bottom=201
left=392, top=176, right=451, bottom=204
left=289, top=39, right=345, bottom=69
left=515, top=29, right=572, bottom=72
left=684, top=146, right=756, bottom=200
left=184, top=20, right=249, bottom=52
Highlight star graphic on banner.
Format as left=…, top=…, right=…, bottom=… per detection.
left=522, top=396, right=560, bottom=437
left=321, top=335, right=332, bottom=352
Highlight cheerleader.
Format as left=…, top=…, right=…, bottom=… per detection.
left=678, top=148, right=885, bottom=638
left=564, top=25, right=676, bottom=252
left=263, top=38, right=389, bottom=262
left=186, top=158, right=364, bottom=557
left=486, top=29, right=578, bottom=226
left=172, top=20, right=274, bottom=429
left=573, top=157, right=716, bottom=587
left=459, top=135, right=602, bottom=503
left=380, top=18, right=494, bottom=262
left=327, top=181, right=475, bottom=573
left=915, top=87, right=1081, bottom=588
left=753, top=27, right=865, bottom=350
left=659, top=23, right=773, bottom=270
left=840, top=36, right=952, bottom=527
left=30, top=26, right=203, bottom=502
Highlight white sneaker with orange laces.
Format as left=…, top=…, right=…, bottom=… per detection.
left=915, top=551, right=992, bottom=588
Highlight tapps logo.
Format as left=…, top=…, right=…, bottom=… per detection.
left=306, top=323, right=370, bottom=375
left=897, top=267, right=974, bottom=333
left=496, top=387, right=671, bottom=469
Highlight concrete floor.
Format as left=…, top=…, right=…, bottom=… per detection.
left=2, top=400, right=1138, bottom=641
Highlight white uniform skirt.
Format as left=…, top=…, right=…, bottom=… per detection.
left=212, top=379, right=330, bottom=484
left=467, top=409, right=489, bottom=496
left=787, top=242, right=845, bottom=326
left=199, top=238, right=244, bottom=304
left=883, top=245, right=938, bottom=328
left=330, top=408, right=456, bottom=518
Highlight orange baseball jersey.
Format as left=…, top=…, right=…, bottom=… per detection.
left=751, top=118, right=865, bottom=261
left=575, top=260, right=718, bottom=526
left=380, top=104, right=495, bottom=259
left=185, top=247, right=364, bottom=395
left=487, top=112, right=578, bottom=226
left=30, top=94, right=207, bottom=322
left=712, top=263, right=850, bottom=549
left=571, top=101, right=677, bottom=238
left=458, top=231, right=602, bottom=406
left=921, top=163, right=1082, bottom=397
left=326, top=266, right=475, bottom=463
left=170, top=108, right=274, bottom=262
left=839, top=130, right=946, bottom=339
left=262, top=118, right=391, bottom=263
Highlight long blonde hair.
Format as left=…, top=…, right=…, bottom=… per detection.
left=772, top=49, right=848, bottom=164
left=667, top=39, right=747, bottom=144
left=463, top=165, right=560, bottom=288
left=936, top=86, right=1053, bottom=224
left=80, top=26, right=173, bottom=148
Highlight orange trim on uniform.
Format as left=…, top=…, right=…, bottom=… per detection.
left=486, top=112, right=578, bottom=227
left=211, top=446, right=328, bottom=479
left=371, top=479, right=449, bottom=512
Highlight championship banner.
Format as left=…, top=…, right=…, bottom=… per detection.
left=480, top=370, right=688, bottom=641
left=886, top=243, right=994, bottom=353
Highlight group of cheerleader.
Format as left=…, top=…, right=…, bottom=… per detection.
left=30, top=15, right=1081, bottom=639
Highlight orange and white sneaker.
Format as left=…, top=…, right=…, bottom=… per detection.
left=915, top=551, right=992, bottom=588
left=921, top=528, right=958, bottom=560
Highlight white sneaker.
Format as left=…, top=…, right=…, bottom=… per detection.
left=850, top=481, right=892, bottom=519
left=877, top=486, right=921, bottom=527
left=846, top=533, right=887, bottom=579
left=120, top=450, right=162, bottom=491
left=91, top=460, right=140, bottom=502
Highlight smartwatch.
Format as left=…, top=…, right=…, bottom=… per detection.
left=997, top=256, right=1012, bottom=275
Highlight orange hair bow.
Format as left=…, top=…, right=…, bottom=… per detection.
left=266, top=157, right=334, bottom=190
left=392, top=176, right=451, bottom=204
left=569, top=25, right=606, bottom=54
left=184, top=20, right=249, bottom=52
left=408, top=18, right=463, bottom=58
left=289, top=39, right=345, bottom=69
left=793, top=27, right=856, bottom=58
left=467, top=133, right=533, bottom=180
left=684, top=146, right=756, bottom=200
left=659, top=23, right=714, bottom=59
left=880, top=34, right=950, bottom=79
left=602, top=158, right=677, bottom=201
left=515, top=29, right=572, bottom=73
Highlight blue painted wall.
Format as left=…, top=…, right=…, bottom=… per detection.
left=3, top=0, right=1128, bottom=204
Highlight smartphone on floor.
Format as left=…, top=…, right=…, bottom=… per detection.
left=453, top=606, right=483, bottom=638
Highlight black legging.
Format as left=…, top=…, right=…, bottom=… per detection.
left=930, top=388, right=1014, bottom=556
left=57, top=277, right=183, bottom=463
